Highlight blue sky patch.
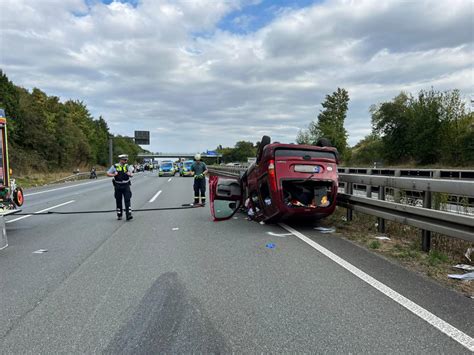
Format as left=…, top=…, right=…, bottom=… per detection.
left=218, top=0, right=320, bottom=34
left=85, top=0, right=139, bottom=9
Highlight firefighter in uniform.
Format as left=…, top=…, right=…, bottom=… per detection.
left=107, top=154, right=133, bottom=220
left=191, top=153, right=208, bottom=205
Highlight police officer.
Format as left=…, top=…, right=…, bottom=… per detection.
left=107, top=154, right=133, bottom=220
left=191, top=153, right=208, bottom=205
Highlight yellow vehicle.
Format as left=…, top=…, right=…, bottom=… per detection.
left=0, top=109, right=24, bottom=211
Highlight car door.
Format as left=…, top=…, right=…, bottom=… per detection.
left=209, top=175, right=243, bottom=221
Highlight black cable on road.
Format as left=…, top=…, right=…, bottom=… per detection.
left=6, top=204, right=205, bottom=216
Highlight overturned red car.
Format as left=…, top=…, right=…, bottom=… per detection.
left=209, top=136, right=339, bottom=222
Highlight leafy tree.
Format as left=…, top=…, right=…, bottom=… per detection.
left=296, top=129, right=311, bottom=144
left=371, top=92, right=412, bottom=163
left=296, top=88, right=350, bottom=160
left=371, top=89, right=471, bottom=166
left=0, top=71, right=145, bottom=173
left=313, top=88, right=350, bottom=155
left=216, top=141, right=257, bottom=163
left=349, top=133, right=384, bottom=166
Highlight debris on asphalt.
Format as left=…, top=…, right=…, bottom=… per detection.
left=452, top=264, right=474, bottom=272
left=375, top=235, right=391, bottom=241
left=266, top=243, right=276, bottom=249
left=448, top=272, right=474, bottom=281
left=465, top=248, right=473, bottom=262
left=259, top=221, right=265, bottom=225
left=266, top=232, right=292, bottom=237
left=314, top=226, right=335, bottom=233
left=33, top=249, right=48, bottom=254
left=233, top=216, right=238, bottom=219
left=172, top=228, right=179, bottom=231
left=341, top=216, right=347, bottom=222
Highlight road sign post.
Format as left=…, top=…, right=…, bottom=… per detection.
left=134, top=131, right=150, bottom=145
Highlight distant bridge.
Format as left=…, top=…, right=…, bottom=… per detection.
left=137, top=152, right=222, bottom=159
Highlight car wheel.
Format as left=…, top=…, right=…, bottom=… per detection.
left=316, top=137, right=332, bottom=147
left=256, top=135, right=271, bottom=163
left=13, top=187, right=24, bottom=206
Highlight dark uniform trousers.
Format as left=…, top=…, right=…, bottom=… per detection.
left=114, top=181, right=132, bottom=216
left=194, top=177, right=206, bottom=204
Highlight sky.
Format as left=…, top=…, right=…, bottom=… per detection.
left=1, top=0, right=473, bottom=153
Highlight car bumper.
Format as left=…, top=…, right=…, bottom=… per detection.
left=159, top=171, right=174, bottom=176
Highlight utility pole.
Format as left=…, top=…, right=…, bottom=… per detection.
left=109, top=136, right=113, bottom=167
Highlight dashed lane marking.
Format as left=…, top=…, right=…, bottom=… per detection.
left=148, top=190, right=162, bottom=203
left=25, top=180, right=109, bottom=197
left=6, top=200, right=76, bottom=224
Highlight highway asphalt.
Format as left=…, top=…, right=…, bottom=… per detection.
left=0, top=172, right=472, bottom=353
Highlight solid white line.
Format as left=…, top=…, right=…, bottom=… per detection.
left=6, top=200, right=75, bottom=224
left=25, top=179, right=109, bottom=197
left=149, top=190, right=162, bottom=203
left=279, top=223, right=474, bottom=352
left=167, top=178, right=172, bottom=182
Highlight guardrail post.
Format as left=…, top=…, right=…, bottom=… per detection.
left=0, top=215, right=7, bottom=251
left=366, top=169, right=372, bottom=198
left=421, top=190, right=432, bottom=252
left=344, top=168, right=353, bottom=221
left=393, top=169, right=401, bottom=203
left=377, top=186, right=386, bottom=233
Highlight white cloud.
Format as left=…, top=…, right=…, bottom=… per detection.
left=0, top=0, right=472, bottom=152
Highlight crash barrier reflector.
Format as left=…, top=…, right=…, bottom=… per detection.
left=208, top=166, right=474, bottom=251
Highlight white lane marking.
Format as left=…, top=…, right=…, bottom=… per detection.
left=279, top=223, right=474, bottom=352
left=6, top=200, right=75, bottom=224
left=149, top=190, right=162, bottom=203
left=25, top=179, right=109, bottom=197
left=167, top=178, right=172, bottom=182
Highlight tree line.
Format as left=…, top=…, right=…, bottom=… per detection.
left=216, top=87, right=473, bottom=167
left=296, top=87, right=473, bottom=167
left=0, top=70, right=146, bottom=173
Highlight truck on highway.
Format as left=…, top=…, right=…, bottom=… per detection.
left=209, top=135, right=339, bottom=222
left=0, top=109, right=24, bottom=212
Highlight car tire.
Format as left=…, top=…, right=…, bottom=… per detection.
left=13, top=187, right=24, bottom=206
left=257, top=135, right=271, bottom=164
left=316, top=137, right=332, bottom=147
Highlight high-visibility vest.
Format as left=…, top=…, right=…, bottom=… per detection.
left=114, top=164, right=130, bottom=183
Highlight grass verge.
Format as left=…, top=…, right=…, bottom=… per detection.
left=321, top=207, right=473, bottom=298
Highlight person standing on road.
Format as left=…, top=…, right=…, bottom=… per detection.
left=107, top=154, right=133, bottom=220
left=191, top=153, right=208, bottom=205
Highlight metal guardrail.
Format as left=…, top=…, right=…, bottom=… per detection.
left=52, top=171, right=106, bottom=184
left=338, top=167, right=474, bottom=180
left=209, top=166, right=474, bottom=249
